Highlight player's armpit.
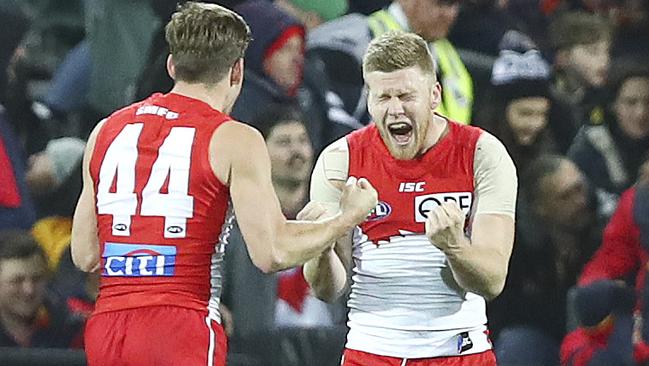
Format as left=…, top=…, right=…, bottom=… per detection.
left=71, top=120, right=104, bottom=272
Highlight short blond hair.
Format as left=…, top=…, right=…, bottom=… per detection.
left=363, top=31, right=436, bottom=77
left=165, top=2, right=252, bottom=85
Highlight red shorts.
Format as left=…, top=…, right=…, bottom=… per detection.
left=341, top=348, right=497, bottom=366
left=84, top=306, right=227, bottom=366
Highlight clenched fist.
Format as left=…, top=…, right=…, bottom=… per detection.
left=425, top=201, right=467, bottom=253
left=340, top=176, right=378, bottom=226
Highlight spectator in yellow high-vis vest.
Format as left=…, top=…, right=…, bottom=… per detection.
left=308, top=0, right=474, bottom=137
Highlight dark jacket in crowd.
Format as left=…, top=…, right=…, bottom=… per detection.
left=0, top=110, right=36, bottom=231
left=568, top=114, right=649, bottom=197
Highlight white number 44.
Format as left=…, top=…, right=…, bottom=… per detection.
left=96, top=123, right=195, bottom=238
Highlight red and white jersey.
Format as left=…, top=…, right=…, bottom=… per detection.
left=89, top=93, right=233, bottom=322
left=339, top=121, right=515, bottom=358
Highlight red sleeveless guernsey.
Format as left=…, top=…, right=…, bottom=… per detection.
left=347, top=121, right=483, bottom=243
left=89, top=93, right=233, bottom=317
left=344, top=121, right=490, bottom=358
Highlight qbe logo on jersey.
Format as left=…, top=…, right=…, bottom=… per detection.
left=414, top=192, right=472, bottom=223
left=102, top=243, right=176, bottom=277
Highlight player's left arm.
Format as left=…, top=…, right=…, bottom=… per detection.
left=71, top=120, right=105, bottom=273
left=426, top=132, right=517, bottom=300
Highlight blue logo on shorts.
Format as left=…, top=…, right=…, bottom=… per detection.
left=102, top=243, right=176, bottom=277
left=457, top=332, right=473, bottom=354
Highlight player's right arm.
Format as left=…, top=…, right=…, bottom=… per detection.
left=302, top=138, right=353, bottom=303
left=211, top=122, right=375, bottom=274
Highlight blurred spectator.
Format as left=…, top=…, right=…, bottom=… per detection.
left=568, top=60, right=649, bottom=209
left=232, top=0, right=305, bottom=120
left=256, top=105, right=314, bottom=219
left=256, top=106, right=337, bottom=327
left=0, top=230, right=82, bottom=348
left=548, top=11, right=612, bottom=128
left=231, top=0, right=338, bottom=153
left=135, top=0, right=190, bottom=101
left=348, top=0, right=391, bottom=14
left=489, top=46, right=558, bottom=169
left=3, top=0, right=85, bottom=140
left=610, top=0, right=649, bottom=60
left=274, top=0, right=348, bottom=31
left=504, top=0, right=555, bottom=51
left=560, top=176, right=649, bottom=365
left=84, top=0, right=159, bottom=120
left=38, top=40, right=91, bottom=138
left=1, top=7, right=50, bottom=157
left=0, top=103, right=36, bottom=231
left=541, top=0, right=627, bottom=17
left=561, top=280, right=637, bottom=366
left=0, top=5, right=37, bottom=232
left=307, top=0, right=474, bottom=139
left=222, top=104, right=343, bottom=341
left=26, top=137, right=85, bottom=220
left=6, top=0, right=84, bottom=104
left=490, top=155, right=604, bottom=365
left=449, top=0, right=511, bottom=57
left=0, top=7, right=30, bottom=98
left=22, top=137, right=91, bottom=323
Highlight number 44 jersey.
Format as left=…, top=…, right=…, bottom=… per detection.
left=89, top=93, right=234, bottom=321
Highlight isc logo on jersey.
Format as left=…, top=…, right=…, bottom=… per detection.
left=102, top=243, right=176, bottom=277
left=414, top=192, right=472, bottom=223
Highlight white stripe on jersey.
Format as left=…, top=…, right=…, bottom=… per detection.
left=207, top=201, right=235, bottom=322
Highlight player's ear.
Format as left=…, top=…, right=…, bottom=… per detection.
left=430, top=81, right=442, bottom=110
left=230, top=58, right=244, bottom=87
left=166, top=54, right=176, bottom=80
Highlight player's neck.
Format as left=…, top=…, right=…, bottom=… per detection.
left=420, top=114, right=449, bottom=154
left=170, top=81, right=233, bottom=113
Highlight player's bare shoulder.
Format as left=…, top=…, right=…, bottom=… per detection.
left=209, top=120, right=267, bottom=186
left=473, top=131, right=517, bottom=217
left=314, top=136, right=350, bottom=191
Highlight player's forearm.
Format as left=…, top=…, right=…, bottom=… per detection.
left=444, top=237, right=508, bottom=300
left=303, top=248, right=348, bottom=303
left=268, top=213, right=353, bottom=272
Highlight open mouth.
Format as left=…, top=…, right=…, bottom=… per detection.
left=387, top=122, right=413, bottom=145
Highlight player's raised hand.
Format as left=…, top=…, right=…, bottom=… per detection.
left=340, top=176, right=378, bottom=225
left=425, top=201, right=466, bottom=253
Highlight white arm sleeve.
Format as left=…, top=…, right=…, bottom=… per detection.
left=309, top=137, right=350, bottom=207
left=473, top=132, right=517, bottom=217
